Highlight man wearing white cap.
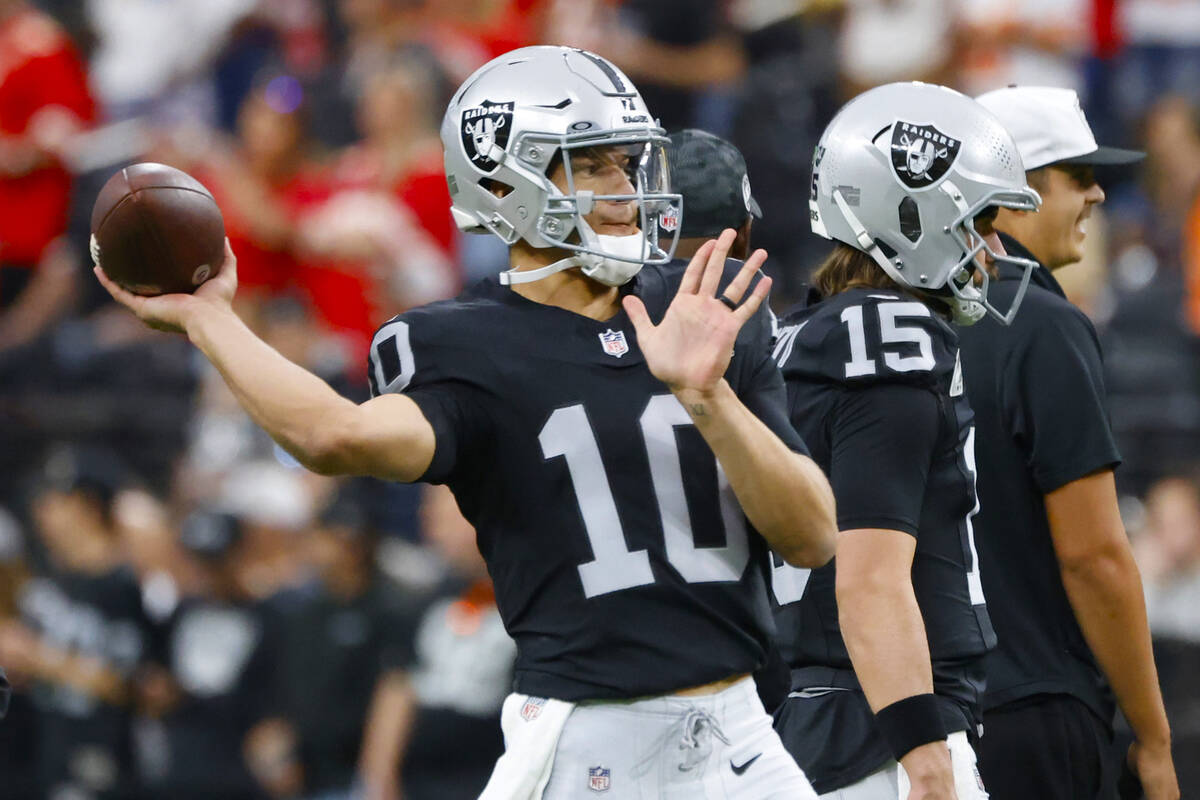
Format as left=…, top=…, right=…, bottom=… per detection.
left=959, top=85, right=1179, bottom=800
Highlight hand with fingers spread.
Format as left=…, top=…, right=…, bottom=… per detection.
left=93, top=238, right=239, bottom=334
left=622, top=228, right=771, bottom=396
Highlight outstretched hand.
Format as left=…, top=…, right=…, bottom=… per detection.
left=623, top=228, right=771, bottom=395
left=93, top=238, right=239, bottom=334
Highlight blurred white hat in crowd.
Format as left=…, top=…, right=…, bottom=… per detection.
left=218, top=460, right=312, bottom=532
left=976, top=86, right=1144, bottom=171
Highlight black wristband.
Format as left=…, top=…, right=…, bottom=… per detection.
left=874, top=693, right=946, bottom=762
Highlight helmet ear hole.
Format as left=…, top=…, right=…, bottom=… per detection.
left=480, top=177, right=515, bottom=198
left=898, top=196, right=922, bottom=243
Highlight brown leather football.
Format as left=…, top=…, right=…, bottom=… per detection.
left=90, top=162, right=226, bottom=296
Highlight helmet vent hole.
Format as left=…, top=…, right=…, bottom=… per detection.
left=479, top=177, right=515, bottom=198
left=875, top=238, right=898, bottom=259
left=898, top=197, right=922, bottom=243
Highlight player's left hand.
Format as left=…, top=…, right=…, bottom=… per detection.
left=623, top=228, right=770, bottom=395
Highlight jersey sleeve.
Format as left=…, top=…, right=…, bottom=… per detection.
left=368, top=315, right=493, bottom=484
left=829, top=383, right=941, bottom=536
left=1003, top=306, right=1121, bottom=493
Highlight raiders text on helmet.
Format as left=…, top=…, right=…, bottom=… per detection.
left=810, top=82, right=1042, bottom=325
left=442, top=46, right=682, bottom=287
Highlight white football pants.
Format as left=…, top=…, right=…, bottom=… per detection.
left=487, top=676, right=819, bottom=800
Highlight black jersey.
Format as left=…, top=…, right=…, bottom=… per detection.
left=20, top=567, right=146, bottom=799
left=770, top=288, right=995, bottom=791
left=957, top=235, right=1119, bottom=724
left=368, top=261, right=806, bottom=702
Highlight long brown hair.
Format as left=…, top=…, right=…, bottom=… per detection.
left=811, top=243, right=950, bottom=319
left=812, top=243, right=905, bottom=297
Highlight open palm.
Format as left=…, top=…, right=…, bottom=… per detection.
left=623, top=229, right=771, bottom=394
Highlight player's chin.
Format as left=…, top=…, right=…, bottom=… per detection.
left=595, top=223, right=639, bottom=236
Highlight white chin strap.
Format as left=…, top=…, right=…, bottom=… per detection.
left=499, top=228, right=649, bottom=288
left=499, top=256, right=578, bottom=286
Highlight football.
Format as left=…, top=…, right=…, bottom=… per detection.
left=90, top=162, right=226, bottom=296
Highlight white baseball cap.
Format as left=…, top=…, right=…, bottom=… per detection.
left=976, top=86, right=1143, bottom=171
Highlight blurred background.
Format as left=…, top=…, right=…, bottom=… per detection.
left=0, top=0, right=1198, bottom=798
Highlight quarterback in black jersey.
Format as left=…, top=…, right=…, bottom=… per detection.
left=770, top=82, right=1041, bottom=799
left=95, top=46, right=835, bottom=799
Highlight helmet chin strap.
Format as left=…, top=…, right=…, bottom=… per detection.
left=499, top=256, right=580, bottom=286
left=500, top=220, right=649, bottom=287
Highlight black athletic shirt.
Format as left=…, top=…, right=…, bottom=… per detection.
left=957, top=234, right=1119, bottom=725
left=20, top=566, right=145, bottom=799
left=368, top=260, right=807, bottom=702
left=770, top=287, right=995, bottom=792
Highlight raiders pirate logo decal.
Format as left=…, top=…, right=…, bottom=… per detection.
left=461, top=100, right=514, bottom=173
left=890, top=121, right=961, bottom=189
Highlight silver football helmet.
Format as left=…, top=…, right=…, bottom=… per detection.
left=810, top=82, right=1042, bottom=325
left=442, top=46, right=681, bottom=287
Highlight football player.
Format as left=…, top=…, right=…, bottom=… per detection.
left=95, top=46, right=837, bottom=799
left=664, top=128, right=762, bottom=261
left=769, top=82, right=1041, bottom=799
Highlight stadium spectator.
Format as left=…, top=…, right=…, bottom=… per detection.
left=216, top=459, right=323, bottom=603
left=839, top=0, right=955, bottom=95
left=297, top=61, right=459, bottom=361
left=190, top=78, right=330, bottom=305
left=551, top=0, right=745, bottom=134
left=357, top=483, right=515, bottom=800
left=964, top=86, right=1177, bottom=799
left=953, top=0, right=1088, bottom=95
left=136, top=509, right=293, bottom=800
left=729, top=4, right=841, bottom=303
left=1134, top=472, right=1200, bottom=792
left=1101, top=95, right=1200, bottom=493
left=85, top=0, right=254, bottom=125
left=0, top=0, right=95, bottom=351
left=275, top=487, right=412, bottom=800
left=1, top=446, right=147, bottom=799
left=0, top=505, right=38, bottom=798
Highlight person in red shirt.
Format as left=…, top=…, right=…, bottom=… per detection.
left=295, top=62, right=458, bottom=363
left=190, top=78, right=331, bottom=302
left=0, top=0, right=95, bottom=346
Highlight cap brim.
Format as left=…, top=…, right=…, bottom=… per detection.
left=747, top=194, right=763, bottom=220
left=1057, top=145, right=1145, bottom=166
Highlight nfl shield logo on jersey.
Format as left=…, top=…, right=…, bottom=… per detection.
left=520, top=696, right=547, bottom=722
left=587, top=766, right=611, bottom=792
left=598, top=329, right=629, bottom=358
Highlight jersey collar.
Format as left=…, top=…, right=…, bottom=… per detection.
left=996, top=233, right=1066, bottom=300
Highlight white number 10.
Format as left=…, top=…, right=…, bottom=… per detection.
left=539, top=395, right=750, bottom=598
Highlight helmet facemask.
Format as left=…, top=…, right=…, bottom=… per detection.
left=938, top=181, right=1042, bottom=325
left=499, top=129, right=682, bottom=287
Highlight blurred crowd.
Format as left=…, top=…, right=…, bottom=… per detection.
left=0, top=0, right=1199, bottom=797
